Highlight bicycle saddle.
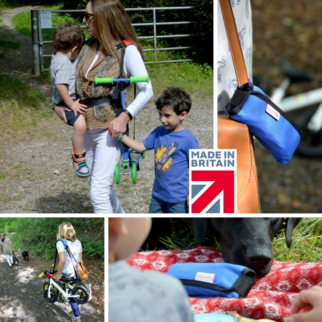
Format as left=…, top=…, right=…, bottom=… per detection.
left=280, top=60, right=314, bottom=83
left=60, top=276, right=74, bottom=283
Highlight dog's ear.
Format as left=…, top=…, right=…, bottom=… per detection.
left=285, top=218, right=302, bottom=248
left=182, top=218, right=208, bottom=245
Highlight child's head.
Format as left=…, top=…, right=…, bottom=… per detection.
left=52, top=22, right=85, bottom=56
left=156, top=87, right=191, bottom=130
left=57, top=222, right=76, bottom=242
left=109, top=218, right=151, bottom=264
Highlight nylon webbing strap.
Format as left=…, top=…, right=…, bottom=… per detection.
left=219, top=0, right=248, bottom=87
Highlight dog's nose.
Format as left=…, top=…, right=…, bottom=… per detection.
left=247, top=255, right=272, bottom=269
left=245, top=246, right=273, bottom=276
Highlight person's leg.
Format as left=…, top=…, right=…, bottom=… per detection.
left=149, top=195, right=166, bottom=213
left=110, top=187, right=125, bottom=213
left=5, top=254, right=12, bottom=267
left=69, top=298, right=81, bottom=322
left=72, top=115, right=86, bottom=154
left=69, top=114, right=90, bottom=177
left=85, top=129, right=123, bottom=213
left=166, top=201, right=189, bottom=213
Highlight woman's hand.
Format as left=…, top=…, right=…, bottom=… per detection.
left=71, top=99, right=87, bottom=116
left=53, top=105, right=72, bottom=124
left=109, top=113, right=130, bottom=139
left=54, top=275, right=61, bottom=282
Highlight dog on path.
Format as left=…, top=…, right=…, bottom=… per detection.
left=22, top=251, right=29, bottom=261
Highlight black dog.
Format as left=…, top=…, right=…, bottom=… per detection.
left=22, top=251, right=29, bottom=261
left=183, top=218, right=302, bottom=277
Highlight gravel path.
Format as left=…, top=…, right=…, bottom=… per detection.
left=0, top=253, right=103, bottom=321
left=0, top=6, right=213, bottom=213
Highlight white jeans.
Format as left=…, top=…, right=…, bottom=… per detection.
left=5, top=254, right=13, bottom=266
left=84, top=129, right=124, bottom=214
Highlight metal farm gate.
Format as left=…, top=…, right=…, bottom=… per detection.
left=31, top=7, right=194, bottom=75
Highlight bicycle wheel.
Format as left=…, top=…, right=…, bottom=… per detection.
left=72, top=285, right=89, bottom=304
left=132, top=163, right=137, bottom=184
left=295, top=110, right=322, bottom=157
left=44, top=288, right=58, bottom=303
left=115, top=164, right=120, bottom=184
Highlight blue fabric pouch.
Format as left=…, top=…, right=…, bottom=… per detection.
left=166, top=263, right=256, bottom=299
left=226, top=82, right=302, bottom=164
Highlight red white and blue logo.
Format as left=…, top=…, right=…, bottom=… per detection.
left=189, top=150, right=237, bottom=214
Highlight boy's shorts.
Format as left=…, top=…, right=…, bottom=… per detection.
left=56, top=100, right=81, bottom=127
left=65, top=110, right=81, bottom=127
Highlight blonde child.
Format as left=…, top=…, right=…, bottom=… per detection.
left=55, top=222, right=83, bottom=322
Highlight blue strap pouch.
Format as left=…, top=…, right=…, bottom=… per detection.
left=226, top=82, right=302, bottom=164
left=166, top=263, right=256, bottom=299
left=220, top=0, right=301, bottom=164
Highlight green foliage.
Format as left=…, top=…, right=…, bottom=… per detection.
left=82, top=236, right=104, bottom=258
left=62, top=0, right=213, bottom=65
left=0, top=218, right=104, bottom=261
left=12, top=5, right=82, bottom=38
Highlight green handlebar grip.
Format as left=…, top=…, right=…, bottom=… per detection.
left=95, top=77, right=113, bottom=85
left=130, top=76, right=149, bottom=84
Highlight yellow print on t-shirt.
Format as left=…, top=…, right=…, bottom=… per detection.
left=155, top=143, right=177, bottom=173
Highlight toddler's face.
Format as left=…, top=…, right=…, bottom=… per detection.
left=158, top=105, right=186, bottom=131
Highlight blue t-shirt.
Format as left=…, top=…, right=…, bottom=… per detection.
left=143, top=126, right=199, bottom=203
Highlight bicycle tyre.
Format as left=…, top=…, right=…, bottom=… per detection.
left=132, top=163, right=137, bottom=184
left=115, top=164, right=120, bottom=184
left=44, top=288, right=58, bottom=303
left=72, top=285, right=89, bottom=304
left=295, top=110, right=322, bottom=157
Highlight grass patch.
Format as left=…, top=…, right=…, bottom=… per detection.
left=0, top=73, right=53, bottom=139
left=147, top=61, right=213, bottom=96
left=0, top=173, right=6, bottom=179
left=12, top=5, right=87, bottom=38
left=0, top=26, right=20, bottom=58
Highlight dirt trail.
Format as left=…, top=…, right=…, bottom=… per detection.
left=0, top=253, right=103, bottom=321
left=0, top=6, right=213, bottom=213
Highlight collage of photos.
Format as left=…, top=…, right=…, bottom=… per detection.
left=0, top=0, right=322, bottom=322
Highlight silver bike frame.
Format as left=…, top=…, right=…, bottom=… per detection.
left=271, top=78, right=322, bottom=131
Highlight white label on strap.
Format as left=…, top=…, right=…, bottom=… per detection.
left=195, top=272, right=215, bottom=284
left=266, top=103, right=280, bottom=121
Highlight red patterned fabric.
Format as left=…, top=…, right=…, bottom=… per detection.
left=127, top=246, right=322, bottom=322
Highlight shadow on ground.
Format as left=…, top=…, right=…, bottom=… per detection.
left=35, top=192, right=93, bottom=213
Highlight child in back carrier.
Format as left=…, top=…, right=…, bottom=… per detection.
left=50, top=22, right=90, bottom=178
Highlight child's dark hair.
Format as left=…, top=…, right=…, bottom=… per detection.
left=52, top=22, right=85, bottom=51
left=156, top=87, right=192, bottom=115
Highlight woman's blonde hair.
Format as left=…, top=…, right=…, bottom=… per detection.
left=57, top=222, right=76, bottom=242
left=91, top=0, right=144, bottom=58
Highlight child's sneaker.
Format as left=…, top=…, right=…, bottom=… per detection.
left=71, top=150, right=91, bottom=178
